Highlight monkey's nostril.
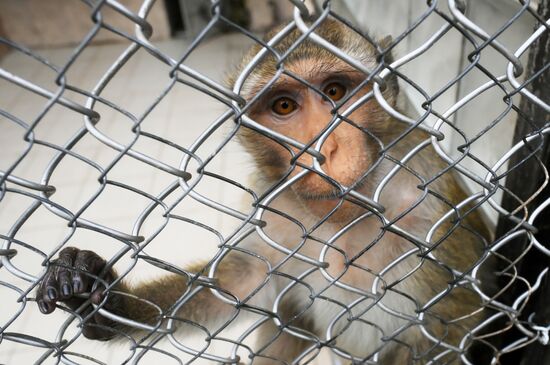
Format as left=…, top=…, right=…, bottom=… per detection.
left=321, top=138, right=338, bottom=161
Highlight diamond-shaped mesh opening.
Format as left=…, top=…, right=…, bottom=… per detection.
left=1, top=1, right=549, bottom=364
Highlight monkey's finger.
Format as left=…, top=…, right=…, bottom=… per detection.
left=37, top=298, right=55, bottom=314
left=88, top=269, right=114, bottom=303
left=57, top=246, right=79, bottom=262
left=73, top=250, right=106, bottom=293
left=89, top=270, right=122, bottom=314
left=41, top=266, right=60, bottom=303
left=56, top=247, right=79, bottom=297
left=57, top=270, right=73, bottom=299
left=36, top=247, right=80, bottom=314
left=36, top=265, right=60, bottom=314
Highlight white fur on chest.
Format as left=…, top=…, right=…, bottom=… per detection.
left=245, top=214, right=419, bottom=359
left=238, top=187, right=428, bottom=359
left=308, top=281, right=416, bottom=359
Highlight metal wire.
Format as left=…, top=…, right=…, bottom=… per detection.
left=1, top=0, right=549, bottom=364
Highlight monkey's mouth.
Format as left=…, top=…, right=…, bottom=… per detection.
left=292, top=188, right=367, bottom=223
left=291, top=178, right=367, bottom=202
left=293, top=189, right=345, bottom=202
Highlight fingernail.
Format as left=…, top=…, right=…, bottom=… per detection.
left=47, top=288, right=57, bottom=300
left=38, top=301, right=49, bottom=314
left=62, top=284, right=72, bottom=297
left=73, top=280, right=82, bottom=293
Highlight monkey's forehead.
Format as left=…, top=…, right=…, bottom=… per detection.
left=261, top=18, right=377, bottom=58
left=228, top=19, right=380, bottom=95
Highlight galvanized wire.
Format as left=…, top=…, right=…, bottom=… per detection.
left=1, top=0, right=549, bottom=364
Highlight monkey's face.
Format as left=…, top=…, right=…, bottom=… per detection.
left=244, top=59, right=388, bottom=222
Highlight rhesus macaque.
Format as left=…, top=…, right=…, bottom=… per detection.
left=36, top=19, right=491, bottom=364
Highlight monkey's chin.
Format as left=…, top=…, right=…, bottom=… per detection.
left=295, top=193, right=366, bottom=224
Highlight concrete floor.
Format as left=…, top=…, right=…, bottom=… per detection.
left=0, top=33, right=335, bottom=364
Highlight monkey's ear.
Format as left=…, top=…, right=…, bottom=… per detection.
left=379, top=35, right=393, bottom=48
left=378, top=35, right=394, bottom=65
left=377, top=35, right=399, bottom=97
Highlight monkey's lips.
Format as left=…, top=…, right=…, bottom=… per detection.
left=294, top=188, right=345, bottom=202
left=289, top=181, right=370, bottom=223
left=292, top=179, right=365, bottom=202
left=296, top=192, right=366, bottom=223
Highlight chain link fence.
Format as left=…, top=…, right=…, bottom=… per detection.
left=1, top=0, right=549, bottom=364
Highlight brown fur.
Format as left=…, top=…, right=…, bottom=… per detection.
left=39, top=18, right=491, bottom=364
left=229, top=19, right=398, bottom=190
left=226, top=18, right=490, bottom=363
left=128, top=17, right=490, bottom=361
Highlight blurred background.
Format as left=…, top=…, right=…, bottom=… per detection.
left=0, top=0, right=543, bottom=364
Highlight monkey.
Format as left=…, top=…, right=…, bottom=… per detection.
left=36, top=19, right=492, bottom=364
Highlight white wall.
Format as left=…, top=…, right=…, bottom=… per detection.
left=332, top=0, right=537, bottom=225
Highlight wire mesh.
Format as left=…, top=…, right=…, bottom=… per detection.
left=1, top=0, right=549, bottom=364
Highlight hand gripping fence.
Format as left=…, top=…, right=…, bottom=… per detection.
left=1, top=0, right=549, bottom=364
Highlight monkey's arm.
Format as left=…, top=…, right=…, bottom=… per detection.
left=36, top=247, right=252, bottom=340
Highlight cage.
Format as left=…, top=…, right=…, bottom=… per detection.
left=0, top=0, right=549, bottom=364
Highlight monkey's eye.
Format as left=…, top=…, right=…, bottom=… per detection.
left=323, top=82, right=346, bottom=102
left=271, top=97, right=298, bottom=116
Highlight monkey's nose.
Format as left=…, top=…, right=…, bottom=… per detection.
left=320, top=134, right=338, bottom=173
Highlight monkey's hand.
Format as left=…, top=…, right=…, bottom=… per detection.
left=36, top=247, right=122, bottom=340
